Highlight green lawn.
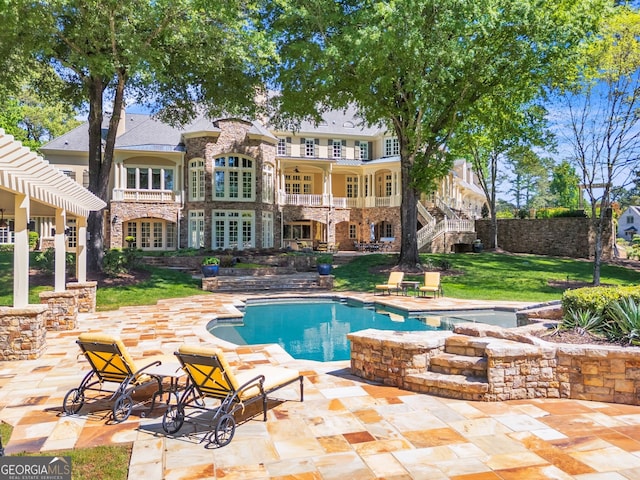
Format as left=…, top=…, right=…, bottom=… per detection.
left=332, top=252, right=640, bottom=302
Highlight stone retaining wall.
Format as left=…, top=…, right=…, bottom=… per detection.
left=39, top=290, right=77, bottom=330
left=348, top=324, right=640, bottom=405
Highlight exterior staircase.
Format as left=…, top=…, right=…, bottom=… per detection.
left=416, top=197, right=476, bottom=251
left=405, top=334, right=491, bottom=401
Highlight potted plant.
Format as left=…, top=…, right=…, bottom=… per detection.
left=201, top=256, right=220, bottom=277
left=316, top=254, right=333, bottom=275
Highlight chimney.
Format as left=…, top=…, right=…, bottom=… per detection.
left=116, top=105, right=126, bottom=137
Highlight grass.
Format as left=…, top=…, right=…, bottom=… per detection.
left=332, top=252, right=640, bottom=302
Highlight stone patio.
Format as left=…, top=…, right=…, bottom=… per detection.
left=2, top=292, right=640, bottom=479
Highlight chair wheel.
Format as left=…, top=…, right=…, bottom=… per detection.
left=113, top=394, right=133, bottom=422
left=214, top=413, right=236, bottom=447
left=63, top=388, right=85, bottom=415
left=162, top=405, right=185, bottom=434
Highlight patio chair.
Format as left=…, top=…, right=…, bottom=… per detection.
left=419, top=272, right=442, bottom=298
left=162, top=344, right=303, bottom=447
left=375, top=271, right=404, bottom=295
left=63, top=333, right=163, bottom=422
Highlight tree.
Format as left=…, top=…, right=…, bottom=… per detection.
left=550, top=160, right=582, bottom=209
left=448, top=96, right=552, bottom=249
left=505, top=148, right=553, bottom=212
left=0, top=71, right=81, bottom=151
left=555, top=6, right=640, bottom=285
left=266, top=0, right=609, bottom=269
left=0, top=0, right=272, bottom=271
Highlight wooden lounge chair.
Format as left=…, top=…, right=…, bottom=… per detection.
left=162, top=344, right=303, bottom=447
left=375, top=271, right=404, bottom=295
left=63, top=333, right=162, bottom=422
left=419, top=272, right=442, bottom=298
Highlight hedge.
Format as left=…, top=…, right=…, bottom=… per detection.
left=562, top=285, right=640, bottom=317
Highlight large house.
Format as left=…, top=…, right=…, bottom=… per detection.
left=32, top=107, right=485, bottom=253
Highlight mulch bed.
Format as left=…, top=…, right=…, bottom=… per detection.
left=30, top=268, right=152, bottom=288
left=531, top=328, right=630, bottom=347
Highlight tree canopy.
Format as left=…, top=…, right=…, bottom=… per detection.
left=266, top=0, right=610, bottom=268
left=0, top=0, right=273, bottom=270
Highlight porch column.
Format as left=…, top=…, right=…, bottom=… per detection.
left=13, top=193, right=29, bottom=308
left=54, top=208, right=66, bottom=292
left=76, top=216, right=87, bottom=283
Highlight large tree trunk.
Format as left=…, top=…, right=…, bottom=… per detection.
left=86, top=73, right=126, bottom=272
left=398, top=146, right=420, bottom=269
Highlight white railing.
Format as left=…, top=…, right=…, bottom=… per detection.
left=277, top=192, right=400, bottom=208
left=112, top=189, right=179, bottom=202
left=417, top=201, right=436, bottom=226
left=436, top=196, right=459, bottom=219
left=417, top=218, right=475, bottom=249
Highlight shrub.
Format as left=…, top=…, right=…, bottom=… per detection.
left=28, top=231, right=39, bottom=250
left=103, top=248, right=142, bottom=276
left=561, top=308, right=604, bottom=336
left=33, top=248, right=75, bottom=274
left=316, top=254, right=333, bottom=265
left=562, top=285, right=640, bottom=316
left=535, top=208, right=587, bottom=219
left=605, top=298, right=640, bottom=345
left=219, top=255, right=235, bottom=267
left=201, top=256, right=220, bottom=266
left=436, top=258, right=452, bottom=271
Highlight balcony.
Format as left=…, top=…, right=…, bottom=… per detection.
left=112, top=189, right=181, bottom=203
left=278, top=192, right=401, bottom=208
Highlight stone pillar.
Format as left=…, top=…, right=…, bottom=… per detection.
left=39, top=290, right=77, bottom=330
left=66, top=281, right=98, bottom=313
left=0, top=305, right=47, bottom=360
left=317, top=274, right=334, bottom=289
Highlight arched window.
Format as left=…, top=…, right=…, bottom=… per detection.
left=189, top=158, right=205, bottom=201
left=213, top=156, right=254, bottom=201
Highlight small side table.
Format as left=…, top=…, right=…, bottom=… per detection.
left=400, top=281, right=420, bottom=296
left=147, top=361, right=187, bottom=410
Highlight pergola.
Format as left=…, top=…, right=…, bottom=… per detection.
left=0, top=129, right=106, bottom=308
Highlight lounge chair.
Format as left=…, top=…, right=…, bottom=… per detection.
left=162, top=344, right=303, bottom=447
left=375, top=271, right=404, bottom=295
left=419, top=272, right=442, bottom=298
left=63, top=333, right=163, bottom=422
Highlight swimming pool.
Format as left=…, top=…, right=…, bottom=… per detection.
left=208, top=299, right=517, bottom=362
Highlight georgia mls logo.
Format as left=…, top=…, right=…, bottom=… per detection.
left=0, top=456, right=71, bottom=480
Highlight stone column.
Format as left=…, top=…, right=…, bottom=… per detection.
left=0, top=305, right=47, bottom=360
left=66, top=281, right=98, bottom=313
left=39, top=290, right=77, bottom=330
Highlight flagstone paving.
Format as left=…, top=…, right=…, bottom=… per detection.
left=1, top=292, right=640, bottom=479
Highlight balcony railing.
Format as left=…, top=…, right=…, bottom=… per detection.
left=112, top=189, right=181, bottom=202
left=278, top=191, right=401, bottom=208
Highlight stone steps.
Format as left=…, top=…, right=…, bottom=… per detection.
left=444, top=334, right=492, bottom=357
left=429, top=353, right=487, bottom=377
left=405, top=371, right=489, bottom=401
left=202, top=273, right=331, bottom=292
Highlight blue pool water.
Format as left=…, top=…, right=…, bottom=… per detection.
left=207, top=300, right=516, bottom=362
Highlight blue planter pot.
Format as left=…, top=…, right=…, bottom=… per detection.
left=317, top=263, right=332, bottom=275
left=202, top=265, right=219, bottom=277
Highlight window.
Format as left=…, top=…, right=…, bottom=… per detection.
left=349, top=223, right=357, bottom=239
left=263, top=164, right=274, bottom=203
left=303, top=138, right=317, bottom=157
left=262, top=212, right=273, bottom=248
left=356, top=141, right=369, bottom=160
left=283, top=222, right=311, bottom=240
left=188, top=210, right=205, bottom=248
left=627, top=216, right=634, bottom=224
left=385, top=174, right=393, bottom=196
left=284, top=174, right=312, bottom=195
left=212, top=210, right=254, bottom=250
left=82, top=170, right=89, bottom=188
left=66, top=219, right=77, bottom=248
left=125, top=219, right=176, bottom=250
left=62, top=170, right=76, bottom=181
left=126, top=167, right=174, bottom=190
left=346, top=176, right=359, bottom=198
left=331, top=139, right=344, bottom=159
left=189, top=159, right=205, bottom=201
left=213, top=156, right=254, bottom=201
left=384, top=138, right=399, bottom=157
left=381, top=222, right=394, bottom=238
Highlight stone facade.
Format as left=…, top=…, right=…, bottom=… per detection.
left=110, top=201, right=181, bottom=249
left=475, top=216, right=613, bottom=259
left=0, top=305, right=47, bottom=360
